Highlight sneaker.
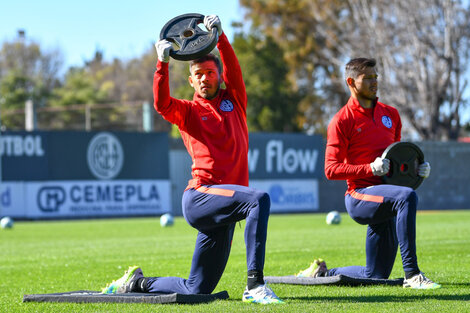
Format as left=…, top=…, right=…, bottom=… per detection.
left=296, top=258, right=328, bottom=277
left=101, top=266, right=143, bottom=294
left=242, top=284, right=284, bottom=304
left=403, top=272, right=441, bottom=289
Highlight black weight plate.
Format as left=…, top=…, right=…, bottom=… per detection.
left=381, top=142, right=425, bottom=189
left=160, top=13, right=218, bottom=61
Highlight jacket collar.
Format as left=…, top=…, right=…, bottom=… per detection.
left=347, top=96, right=378, bottom=113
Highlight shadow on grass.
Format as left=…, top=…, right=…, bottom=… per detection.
left=283, top=294, right=470, bottom=302
left=443, top=282, right=470, bottom=287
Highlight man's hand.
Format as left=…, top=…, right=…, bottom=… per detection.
left=370, top=157, right=390, bottom=176
left=418, top=162, right=431, bottom=178
left=204, top=14, right=223, bottom=36
left=155, top=39, right=173, bottom=63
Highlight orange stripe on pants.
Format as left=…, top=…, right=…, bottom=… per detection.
left=350, top=190, right=384, bottom=203
left=196, top=186, right=235, bottom=197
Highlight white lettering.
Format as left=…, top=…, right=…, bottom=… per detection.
left=13, top=136, right=22, bottom=156
left=24, top=136, right=35, bottom=156
left=35, top=136, right=45, bottom=156
left=264, top=139, right=319, bottom=174
left=266, top=140, right=282, bottom=173
left=247, top=149, right=259, bottom=173
left=283, top=148, right=298, bottom=174
left=0, top=135, right=45, bottom=157
left=297, top=149, right=318, bottom=173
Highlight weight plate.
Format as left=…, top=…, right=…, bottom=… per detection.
left=160, top=13, right=218, bottom=61
left=381, top=142, right=425, bottom=189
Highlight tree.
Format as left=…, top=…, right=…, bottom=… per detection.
left=0, top=31, right=63, bottom=129
left=240, top=0, right=470, bottom=140
left=232, top=30, right=301, bottom=132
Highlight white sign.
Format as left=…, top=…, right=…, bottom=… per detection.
left=0, top=182, right=26, bottom=217
left=250, top=179, right=319, bottom=213
left=18, top=180, right=171, bottom=218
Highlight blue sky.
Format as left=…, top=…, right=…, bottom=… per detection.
left=0, top=0, right=242, bottom=68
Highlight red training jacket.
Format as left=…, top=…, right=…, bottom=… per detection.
left=153, top=33, right=248, bottom=190
left=325, top=97, right=402, bottom=193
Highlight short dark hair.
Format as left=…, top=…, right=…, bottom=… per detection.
left=189, top=53, right=222, bottom=75
left=344, top=58, right=376, bottom=81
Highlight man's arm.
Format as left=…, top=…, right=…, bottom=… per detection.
left=153, top=40, right=190, bottom=127
left=217, top=33, right=247, bottom=112
left=203, top=15, right=246, bottom=109
left=324, top=117, right=374, bottom=180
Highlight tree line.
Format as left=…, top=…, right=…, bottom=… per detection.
left=1, top=0, right=469, bottom=140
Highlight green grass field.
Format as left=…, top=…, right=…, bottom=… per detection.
left=1, top=210, right=470, bottom=312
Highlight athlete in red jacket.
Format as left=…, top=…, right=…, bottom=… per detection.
left=297, top=58, right=440, bottom=289
left=101, top=15, right=282, bottom=304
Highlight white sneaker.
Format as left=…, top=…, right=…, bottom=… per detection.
left=242, top=284, right=284, bottom=304
left=403, top=272, right=441, bottom=289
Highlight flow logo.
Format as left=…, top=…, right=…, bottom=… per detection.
left=87, top=132, right=124, bottom=180
left=37, top=187, right=66, bottom=212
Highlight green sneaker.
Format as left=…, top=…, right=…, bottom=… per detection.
left=403, top=272, right=441, bottom=289
left=296, top=258, right=328, bottom=277
left=101, top=266, right=143, bottom=294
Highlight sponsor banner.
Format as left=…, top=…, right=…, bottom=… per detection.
left=250, top=179, right=319, bottom=213
left=248, top=133, right=324, bottom=179
left=0, top=131, right=169, bottom=181
left=23, top=180, right=171, bottom=218
left=0, top=182, right=26, bottom=218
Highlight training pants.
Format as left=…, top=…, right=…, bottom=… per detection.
left=328, top=184, right=419, bottom=279
left=145, top=184, right=270, bottom=294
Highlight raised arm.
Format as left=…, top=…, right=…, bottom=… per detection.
left=153, top=40, right=190, bottom=127
left=204, top=15, right=247, bottom=111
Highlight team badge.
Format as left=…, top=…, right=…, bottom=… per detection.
left=220, top=99, right=234, bottom=112
left=382, top=116, right=392, bottom=128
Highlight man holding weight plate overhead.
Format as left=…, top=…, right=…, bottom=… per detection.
left=296, top=58, right=440, bottom=289
left=100, top=15, right=283, bottom=304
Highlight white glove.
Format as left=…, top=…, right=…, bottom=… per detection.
left=155, top=39, right=173, bottom=63
left=370, top=157, right=390, bottom=176
left=418, top=162, right=431, bottom=178
left=204, top=14, right=222, bottom=36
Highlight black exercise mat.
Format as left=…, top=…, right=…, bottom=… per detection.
left=264, top=275, right=403, bottom=286
left=23, top=290, right=229, bottom=304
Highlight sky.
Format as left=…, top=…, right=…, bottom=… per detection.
left=0, top=0, right=243, bottom=69
left=1, top=1, right=469, bottom=123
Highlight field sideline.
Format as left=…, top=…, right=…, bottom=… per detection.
left=1, top=210, right=469, bottom=312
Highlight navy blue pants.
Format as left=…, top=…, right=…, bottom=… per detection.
left=145, top=184, right=270, bottom=294
left=328, top=184, right=419, bottom=279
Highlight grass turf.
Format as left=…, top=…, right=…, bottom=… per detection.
left=1, top=210, right=469, bottom=312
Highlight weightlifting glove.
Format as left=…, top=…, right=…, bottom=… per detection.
left=370, top=157, right=390, bottom=176
left=155, top=39, right=173, bottom=63
left=418, top=161, right=431, bottom=178
left=204, top=14, right=223, bottom=36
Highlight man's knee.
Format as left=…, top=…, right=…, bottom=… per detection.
left=401, top=187, right=418, bottom=208
left=256, top=191, right=270, bottom=217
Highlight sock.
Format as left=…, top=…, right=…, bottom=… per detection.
left=132, top=277, right=149, bottom=292
left=405, top=270, right=420, bottom=279
left=247, top=270, right=264, bottom=290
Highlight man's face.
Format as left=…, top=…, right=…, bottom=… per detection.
left=188, top=60, right=222, bottom=100
left=349, top=67, right=378, bottom=101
